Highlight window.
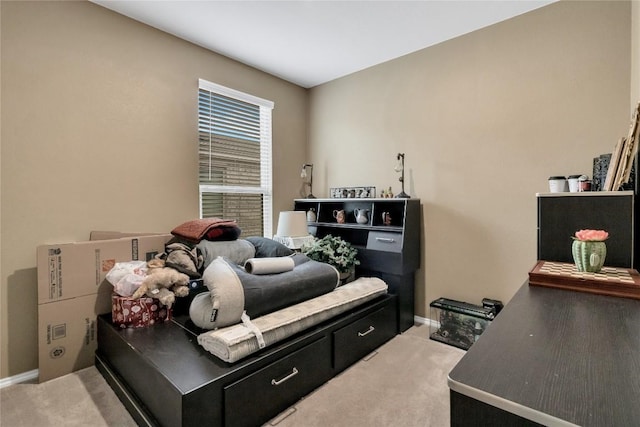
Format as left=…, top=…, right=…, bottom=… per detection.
left=198, top=79, right=274, bottom=237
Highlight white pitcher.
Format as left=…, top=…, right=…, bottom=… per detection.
left=354, top=209, right=369, bottom=224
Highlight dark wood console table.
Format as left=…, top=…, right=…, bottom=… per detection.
left=448, top=282, right=640, bottom=426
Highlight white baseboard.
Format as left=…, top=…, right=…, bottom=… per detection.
left=414, top=315, right=438, bottom=328
left=414, top=315, right=428, bottom=325
left=0, top=369, right=38, bottom=389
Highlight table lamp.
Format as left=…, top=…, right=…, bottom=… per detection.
left=394, top=153, right=410, bottom=198
left=273, top=211, right=315, bottom=249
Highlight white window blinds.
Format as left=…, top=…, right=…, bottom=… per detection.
left=198, top=79, right=274, bottom=237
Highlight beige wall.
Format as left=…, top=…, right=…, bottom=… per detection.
left=0, top=1, right=307, bottom=378
left=0, top=0, right=635, bottom=381
left=308, top=1, right=632, bottom=317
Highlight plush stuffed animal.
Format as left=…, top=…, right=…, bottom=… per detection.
left=131, top=258, right=190, bottom=307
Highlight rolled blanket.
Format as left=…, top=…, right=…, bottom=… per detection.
left=244, top=257, right=295, bottom=275
left=171, top=218, right=240, bottom=243
left=197, top=277, right=388, bottom=362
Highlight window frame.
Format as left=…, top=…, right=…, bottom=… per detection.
left=198, top=79, right=274, bottom=237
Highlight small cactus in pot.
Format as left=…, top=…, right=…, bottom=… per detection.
left=571, top=229, right=608, bottom=273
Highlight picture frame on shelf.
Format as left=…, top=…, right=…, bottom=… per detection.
left=330, top=186, right=376, bottom=199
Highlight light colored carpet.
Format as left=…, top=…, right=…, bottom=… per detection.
left=0, top=324, right=464, bottom=427
left=266, top=324, right=465, bottom=427
left=0, top=364, right=137, bottom=427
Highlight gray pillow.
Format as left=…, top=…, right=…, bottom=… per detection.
left=197, top=239, right=256, bottom=269
left=246, top=237, right=294, bottom=258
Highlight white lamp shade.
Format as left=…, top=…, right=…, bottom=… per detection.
left=275, top=211, right=309, bottom=237
left=273, top=211, right=314, bottom=249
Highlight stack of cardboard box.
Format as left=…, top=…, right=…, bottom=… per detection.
left=36, top=231, right=172, bottom=382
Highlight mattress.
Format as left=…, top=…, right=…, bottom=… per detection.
left=197, top=277, right=388, bottom=363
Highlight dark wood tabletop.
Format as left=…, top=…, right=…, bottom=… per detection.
left=448, top=281, right=640, bottom=426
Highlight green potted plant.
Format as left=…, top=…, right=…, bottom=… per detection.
left=301, top=235, right=360, bottom=284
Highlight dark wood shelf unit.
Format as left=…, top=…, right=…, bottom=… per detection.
left=295, top=198, right=421, bottom=332
left=537, top=191, right=636, bottom=269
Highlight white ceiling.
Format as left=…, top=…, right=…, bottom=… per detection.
left=91, top=0, right=555, bottom=88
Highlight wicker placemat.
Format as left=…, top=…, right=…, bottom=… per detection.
left=528, top=260, right=640, bottom=300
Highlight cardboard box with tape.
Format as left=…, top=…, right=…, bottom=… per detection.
left=37, top=233, right=172, bottom=304
left=37, top=232, right=172, bottom=382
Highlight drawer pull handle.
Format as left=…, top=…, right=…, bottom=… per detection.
left=375, top=237, right=395, bottom=243
left=358, top=326, right=375, bottom=337
left=271, top=367, right=299, bottom=386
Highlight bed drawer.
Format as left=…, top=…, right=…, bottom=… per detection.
left=224, top=336, right=331, bottom=427
left=366, top=231, right=403, bottom=253
left=333, top=300, right=397, bottom=372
